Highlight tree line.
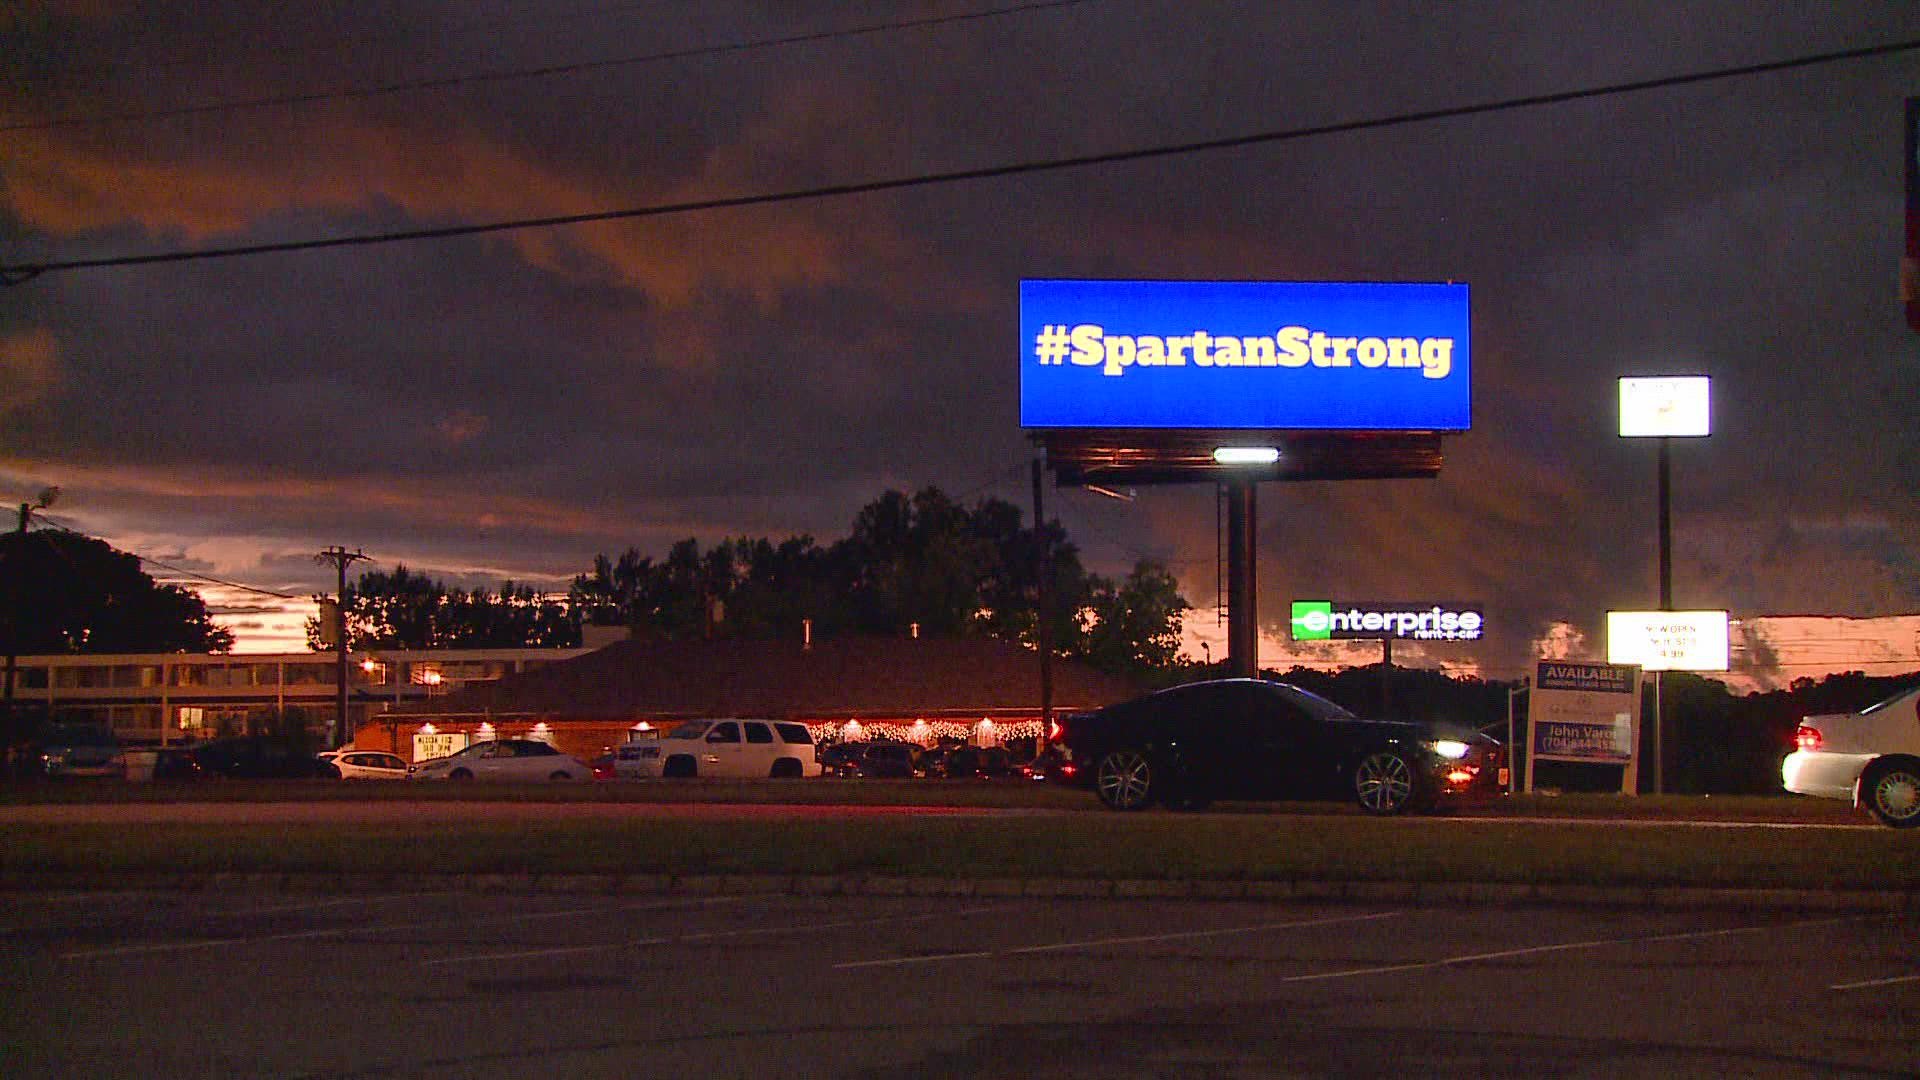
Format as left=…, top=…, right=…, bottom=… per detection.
left=310, top=486, right=1190, bottom=678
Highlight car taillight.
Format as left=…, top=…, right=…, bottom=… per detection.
left=1794, top=724, right=1822, bottom=753
left=1046, top=719, right=1065, bottom=743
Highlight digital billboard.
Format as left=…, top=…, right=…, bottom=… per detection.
left=1021, top=279, right=1470, bottom=430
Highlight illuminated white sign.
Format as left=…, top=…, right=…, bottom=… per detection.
left=1619, top=376, right=1710, bottom=437
left=1606, top=610, right=1729, bottom=671
left=412, top=731, right=469, bottom=762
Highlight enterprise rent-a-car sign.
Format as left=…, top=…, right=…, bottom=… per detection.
left=1291, top=601, right=1485, bottom=642
left=1021, top=279, right=1470, bottom=429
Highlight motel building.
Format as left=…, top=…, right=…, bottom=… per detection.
left=5, top=646, right=594, bottom=746
left=363, top=635, right=1145, bottom=763
left=6, top=634, right=1144, bottom=763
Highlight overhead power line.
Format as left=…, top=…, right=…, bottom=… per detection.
left=40, top=1, right=690, bottom=83
left=4, top=35, right=1915, bottom=286
left=26, top=509, right=310, bottom=600
left=6, top=0, right=1097, bottom=133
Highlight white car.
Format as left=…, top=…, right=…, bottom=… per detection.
left=410, top=738, right=591, bottom=781
left=318, top=750, right=411, bottom=780
left=659, top=719, right=821, bottom=779
left=1782, top=682, right=1920, bottom=828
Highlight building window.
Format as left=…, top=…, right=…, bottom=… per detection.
left=113, top=665, right=161, bottom=688
left=285, top=664, right=334, bottom=686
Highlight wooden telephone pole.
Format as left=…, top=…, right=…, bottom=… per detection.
left=314, top=546, right=370, bottom=748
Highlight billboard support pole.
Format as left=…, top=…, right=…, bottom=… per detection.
left=1226, top=479, right=1258, bottom=679
left=1031, top=457, right=1054, bottom=745
left=1654, top=435, right=1671, bottom=796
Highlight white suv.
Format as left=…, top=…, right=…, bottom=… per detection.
left=659, top=719, right=821, bottom=779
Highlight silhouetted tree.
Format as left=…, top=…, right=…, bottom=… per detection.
left=0, top=529, right=231, bottom=654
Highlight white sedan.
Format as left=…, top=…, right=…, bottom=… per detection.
left=410, top=738, right=591, bottom=781
left=318, top=750, right=411, bottom=780
left=1782, top=682, right=1920, bottom=827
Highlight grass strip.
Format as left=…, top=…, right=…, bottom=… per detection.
left=1, top=814, right=1910, bottom=890
left=0, top=781, right=1867, bottom=822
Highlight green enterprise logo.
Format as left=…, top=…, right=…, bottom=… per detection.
left=1291, top=601, right=1333, bottom=640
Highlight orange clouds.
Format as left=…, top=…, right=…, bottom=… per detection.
left=0, top=327, right=61, bottom=412
left=3, top=83, right=910, bottom=318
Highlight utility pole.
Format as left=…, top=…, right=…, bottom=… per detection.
left=4, top=488, right=58, bottom=718
left=314, top=546, right=370, bottom=749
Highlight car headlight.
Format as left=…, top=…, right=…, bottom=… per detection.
left=1426, top=739, right=1471, bottom=760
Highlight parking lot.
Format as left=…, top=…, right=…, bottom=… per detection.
left=5, top=887, right=1916, bottom=1078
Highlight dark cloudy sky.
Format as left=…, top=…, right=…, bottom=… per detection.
left=3, top=1, right=1917, bottom=676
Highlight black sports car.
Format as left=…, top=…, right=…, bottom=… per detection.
left=1052, top=678, right=1506, bottom=814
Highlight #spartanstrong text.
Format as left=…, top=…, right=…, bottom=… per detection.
left=1034, top=323, right=1457, bottom=379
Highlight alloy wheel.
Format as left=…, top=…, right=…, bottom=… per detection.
left=1096, top=750, right=1154, bottom=810
left=1355, top=751, right=1415, bottom=814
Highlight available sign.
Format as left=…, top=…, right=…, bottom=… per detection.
left=1526, top=660, right=1643, bottom=794
left=1606, top=610, right=1729, bottom=671
left=1290, top=600, right=1485, bottom=642
left=1020, top=279, right=1471, bottom=430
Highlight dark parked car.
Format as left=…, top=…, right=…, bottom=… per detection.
left=117, top=746, right=204, bottom=781
left=30, top=722, right=122, bottom=778
left=934, top=745, right=1013, bottom=779
left=821, top=740, right=920, bottom=778
left=1053, top=678, right=1505, bottom=814
left=188, top=735, right=325, bottom=779
left=819, top=741, right=865, bottom=778
left=855, top=741, right=920, bottom=778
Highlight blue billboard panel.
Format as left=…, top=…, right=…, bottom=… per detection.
left=1020, top=279, right=1470, bottom=430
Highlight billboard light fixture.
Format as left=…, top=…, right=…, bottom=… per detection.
left=1213, top=446, right=1280, bottom=465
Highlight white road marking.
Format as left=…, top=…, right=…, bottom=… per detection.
left=59, top=896, right=742, bottom=960
left=427, top=903, right=1011, bottom=966
left=833, top=910, right=1404, bottom=970
left=1282, top=916, right=1859, bottom=984
left=1831, top=972, right=1920, bottom=991
left=243, top=892, right=459, bottom=915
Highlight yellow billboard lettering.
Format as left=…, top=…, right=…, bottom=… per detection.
left=1276, top=326, right=1310, bottom=367
left=1068, top=324, right=1105, bottom=366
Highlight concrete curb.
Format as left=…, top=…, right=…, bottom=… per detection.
left=1, top=872, right=1914, bottom=912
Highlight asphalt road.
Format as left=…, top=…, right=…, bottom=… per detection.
left=6, top=888, right=1916, bottom=1078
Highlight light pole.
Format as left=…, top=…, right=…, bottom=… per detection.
left=1506, top=676, right=1529, bottom=795
left=1618, top=377, right=1710, bottom=795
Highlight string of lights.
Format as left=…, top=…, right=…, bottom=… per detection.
left=22, top=508, right=316, bottom=602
